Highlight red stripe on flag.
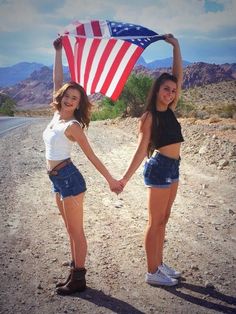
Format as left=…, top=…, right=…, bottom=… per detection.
left=100, top=41, right=132, bottom=95
left=76, top=24, right=85, bottom=36
left=90, top=39, right=117, bottom=94
left=62, top=36, right=75, bottom=81
left=91, top=20, right=102, bottom=36
left=75, top=37, right=86, bottom=84
left=83, top=38, right=101, bottom=91
left=110, top=46, right=143, bottom=100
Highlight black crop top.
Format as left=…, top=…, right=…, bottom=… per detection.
left=155, top=108, right=184, bottom=149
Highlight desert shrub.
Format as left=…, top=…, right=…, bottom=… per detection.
left=176, top=96, right=196, bottom=117
left=92, top=74, right=153, bottom=120
left=119, top=74, right=153, bottom=117
left=195, top=110, right=210, bottom=119
left=0, top=94, right=16, bottom=116
left=216, top=104, right=236, bottom=118
left=91, top=98, right=126, bottom=120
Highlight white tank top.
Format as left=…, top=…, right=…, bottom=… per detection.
left=43, top=112, right=81, bottom=160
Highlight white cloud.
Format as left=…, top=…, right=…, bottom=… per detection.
left=0, top=0, right=235, bottom=65
left=54, top=0, right=236, bottom=36
left=54, top=0, right=115, bottom=20
left=0, top=0, right=43, bottom=32
left=108, top=0, right=236, bottom=36
left=2, top=0, right=235, bottom=36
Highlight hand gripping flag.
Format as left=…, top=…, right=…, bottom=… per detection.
left=60, top=20, right=165, bottom=100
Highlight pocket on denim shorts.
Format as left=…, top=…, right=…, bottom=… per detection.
left=143, top=159, right=158, bottom=179
left=171, top=163, right=180, bottom=180
left=143, top=160, right=151, bottom=177
left=50, top=175, right=70, bottom=192
left=71, top=171, right=86, bottom=194
left=144, top=158, right=171, bottom=182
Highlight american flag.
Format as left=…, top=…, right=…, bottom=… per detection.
left=61, top=20, right=165, bottom=100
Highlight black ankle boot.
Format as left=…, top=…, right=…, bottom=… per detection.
left=56, top=261, right=75, bottom=288
left=56, top=267, right=87, bottom=295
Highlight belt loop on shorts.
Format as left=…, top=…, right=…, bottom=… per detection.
left=47, top=158, right=71, bottom=176
left=152, top=150, right=159, bottom=159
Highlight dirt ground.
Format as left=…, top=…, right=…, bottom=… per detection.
left=0, top=117, right=236, bottom=314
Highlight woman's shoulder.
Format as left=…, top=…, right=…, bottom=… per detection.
left=66, top=119, right=82, bottom=129
left=139, top=111, right=152, bottom=132
left=140, top=111, right=153, bottom=124
left=64, top=120, right=83, bottom=139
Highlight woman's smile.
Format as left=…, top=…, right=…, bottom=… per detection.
left=62, top=88, right=81, bottom=110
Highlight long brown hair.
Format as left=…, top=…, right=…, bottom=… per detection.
left=50, top=81, right=92, bottom=129
left=145, top=73, right=178, bottom=157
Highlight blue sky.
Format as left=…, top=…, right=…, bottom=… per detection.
left=0, top=0, right=235, bottom=67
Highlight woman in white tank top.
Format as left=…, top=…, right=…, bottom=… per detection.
left=43, top=37, right=123, bottom=295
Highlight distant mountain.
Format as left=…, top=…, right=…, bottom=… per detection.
left=1, top=61, right=235, bottom=110
left=220, top=63, right=236, bottom=79
left=0, top=62, right=45, bottom=87
left=133, top=62, right=236, bottom=89
left=182, top=62, right=236, bottom=88
left=0, top=66, right=71, bottom=109
left=136, top=56, right=191, bottom=69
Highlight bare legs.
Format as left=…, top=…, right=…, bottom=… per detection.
left=55, top=193, right=87, bottom=268
left=145, top=182, right=178, bottom=273
left=55, top=180, right=178, bottom=273
left=56, top=193, right=75, bottom=263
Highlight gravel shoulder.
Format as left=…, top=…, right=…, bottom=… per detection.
left=0, top=117, right=236, bottom=314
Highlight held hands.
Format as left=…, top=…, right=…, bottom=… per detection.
left=109, top=177, right=129, bottom=195
left=108, top=177, right=124, bottom=195
left=118, top=177, right=128, bottom=189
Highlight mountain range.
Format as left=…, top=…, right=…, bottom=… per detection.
left=136, top=56, right=192, bottom=69
left=0, top=57, right=191, bottom=88
left=0, top=62, right=45, bottom=87
left=0, top=59, right=235, bottom=110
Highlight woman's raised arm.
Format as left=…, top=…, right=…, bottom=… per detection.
left=165, top=34, right=183, bottom=110
left=53, top=37, right=63, bottom=92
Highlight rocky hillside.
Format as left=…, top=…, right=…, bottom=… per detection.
left=1, top=62, right=235, bottom=111
left=181, top=80, right=236, bottom=119
left=134, top=62, right=236, bottom=88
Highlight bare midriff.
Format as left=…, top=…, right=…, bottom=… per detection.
left=156, top=142, right=182, bottom=160
left=46, top=159, right=67, bottom=171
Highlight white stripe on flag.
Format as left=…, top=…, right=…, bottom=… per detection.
left=95, top=40, right=124, bottom=93
left=106, top=44, right=139, bottom=97
left=79, top=39, right=93, bottom=87
left=86, top=39, right=108, bottom=95
left=84, top=22, right=94, bottom=37
left=99, top=20, right=110, bottom=37
left=74, top=42, right=79, bottom=83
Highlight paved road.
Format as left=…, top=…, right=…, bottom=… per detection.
left=0, top=116, right=45, bottom=136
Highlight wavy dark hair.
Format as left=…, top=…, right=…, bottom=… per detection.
left=144, top=73, right=178, bottom=157
left=50, top=81, right=92, bottom=129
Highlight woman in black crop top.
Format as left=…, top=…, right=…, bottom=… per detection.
left=120, top=34, right=183, bottom=286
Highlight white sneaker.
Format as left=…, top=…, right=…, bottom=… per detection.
left=145, top=268, right=178, bottom=286
left=159, top=263, right=181, bottom=279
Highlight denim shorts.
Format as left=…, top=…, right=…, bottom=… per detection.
left=48, top=162, right=86, bottom=199
left=143, top=152, right=180, bottom=188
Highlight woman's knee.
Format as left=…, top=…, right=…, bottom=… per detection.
left=164, top=213, right=171, bottom=224
left=147, top=218, right=166, bottom=231
left=66, top=223, right=84, bottom=236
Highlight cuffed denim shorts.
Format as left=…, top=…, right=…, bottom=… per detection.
left=48, top=162, right=86, bottom=199
left=143, top=152, right=180, bottom=188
